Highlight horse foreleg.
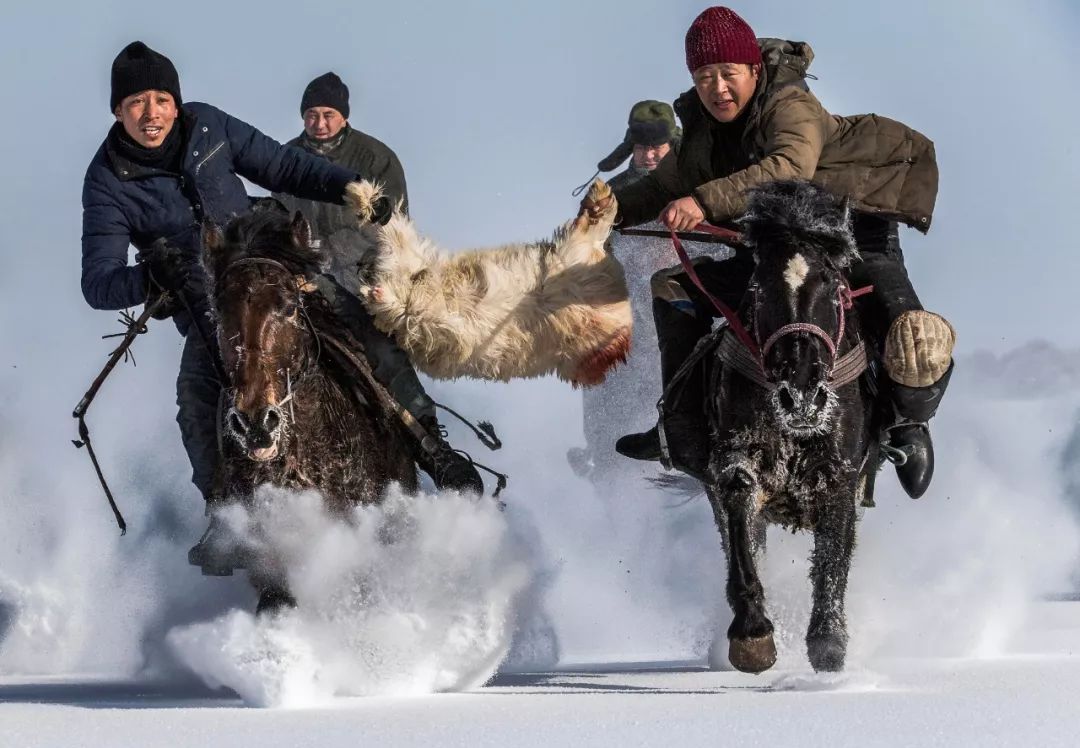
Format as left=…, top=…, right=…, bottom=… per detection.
left=806, top=480, right=858, bottom=672
left=710, top=469, right=776, bottom=674
left=255, top=586, right=297, bottom=617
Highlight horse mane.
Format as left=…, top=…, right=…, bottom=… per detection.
left=205, top=198, right=326, bottom=286
left=738, top=180, right=858, bottom=266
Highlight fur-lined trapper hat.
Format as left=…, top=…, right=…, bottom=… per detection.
left=597, top=100, right=681, bottom=172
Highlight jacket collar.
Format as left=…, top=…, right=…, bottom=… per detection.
left=298, top=125, right=351, bottom=158
left=673, top=38, right=813, bottom=135
left=105, top=107, right=203, bottom=181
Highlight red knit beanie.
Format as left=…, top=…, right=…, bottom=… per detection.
left=685, top=6, right=762, bottom=73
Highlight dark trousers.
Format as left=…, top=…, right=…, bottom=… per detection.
left=176, top=332, right=222, bottom=500
left=175, top=279, right=434, bottom=502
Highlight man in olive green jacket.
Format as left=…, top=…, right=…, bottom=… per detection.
left=613, top=6, right=955, bottom=499
left=273, top=72, right=483, bottom=495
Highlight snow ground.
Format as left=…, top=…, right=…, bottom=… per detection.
left=3, top=338, right=1080, bottom=745
left=2, top=601, right=1078, bottom=748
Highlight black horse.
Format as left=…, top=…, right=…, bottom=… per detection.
left=705, top=180, right=882, bottom=673
left=202, top=199, right=418, bottom=611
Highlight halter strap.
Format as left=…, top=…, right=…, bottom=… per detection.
left=219, top=256, right=297, bottom=286
left=217, top=255, right=318, bottom=418
left=668, top=224, right=873, bottom=390
left=759, top=283, right=873, bottom=364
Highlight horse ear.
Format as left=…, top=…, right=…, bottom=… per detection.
left=294, top=275, right=318, bottom=294
left=202, top=219, right=224, bottom=253
left=201, top=219, right=226, bottom=280
left=291, top=211, right=314, bottom=251
left=836, top=196, right=859, bottom=264
left=840, top=196, right=853, bottom=233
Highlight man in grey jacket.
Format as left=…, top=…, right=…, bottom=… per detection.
left=273, top=73, right=483, bottom=498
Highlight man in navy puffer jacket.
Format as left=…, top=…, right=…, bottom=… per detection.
left=82, top=42, right=482, bottom=574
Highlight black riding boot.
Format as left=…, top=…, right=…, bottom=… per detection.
left=885, top=363, right=953, bottom=499
left=188, top=502, right=248, bottom=576
left=173, top=334, right=247, bottom=576
left=615, top=299, right=712, bottom=480
left=415, top=416, right=486, bottom=495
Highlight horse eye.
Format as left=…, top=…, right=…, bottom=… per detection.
left=282, top=302, right=298, bottom=317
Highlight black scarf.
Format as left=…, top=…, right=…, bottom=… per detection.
left=707, top=104, right=752, bottom=176
left=300, top=125, right=349, bottom=157
left=107, top=112, right=185, bottom=174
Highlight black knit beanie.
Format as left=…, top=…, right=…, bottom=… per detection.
left=110, top=41, right=182, bottom=111
left=300, top=72, right=350, bottom=119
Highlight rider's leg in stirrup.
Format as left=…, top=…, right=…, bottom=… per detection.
left=616, top=260, right=718, bottom=481
left=317, top=275, right=485, bottom=495
left=850, top=216, right=955, bottom=499
left=177, top=334, right=246, bottom=576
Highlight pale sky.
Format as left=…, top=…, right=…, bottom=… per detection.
left=1, top=0, right=1077, bottom=356
left=0, top=0, right=1078, bottom=679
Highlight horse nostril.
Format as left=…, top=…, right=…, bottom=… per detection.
left=228, top=409, right=250, bottom=436
left=263, top=407, right=281, bottom=432
left=778, top=386, right=796, bottom=412
left=814, top=385, right=829, bottom=410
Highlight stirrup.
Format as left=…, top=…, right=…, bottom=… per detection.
left=879, top=419, right=928, bottom=467
left=188, top=512, right=245, bottom=577
left=656, top=399, right=674, bottom=471
left=880, top=442, right=911, bottom=467
left=416, top=414, right=508, bottom=498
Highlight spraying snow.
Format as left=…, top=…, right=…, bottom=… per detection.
left=166, top=486, right=532, bottom=706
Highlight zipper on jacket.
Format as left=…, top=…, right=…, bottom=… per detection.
left=194, top=141, right=225, bottom=175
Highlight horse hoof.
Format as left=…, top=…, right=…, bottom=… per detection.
left=577, top=180, right=615, bottom=226
left=728, top=634, right=777, bottom=674
left=256, top=588, right=297, bottom=617
left=807, top=635, right=846, bottom=672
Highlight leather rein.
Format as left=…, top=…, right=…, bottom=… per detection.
left=667, top=224, right=873, bottom=390
left=217, top=256, right=321, bottom=423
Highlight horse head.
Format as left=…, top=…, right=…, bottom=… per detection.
left=740, top=181, right=860, bottom=438
left=203, top=198, right=323, bottom=462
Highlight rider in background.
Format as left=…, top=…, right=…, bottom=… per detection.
left=272, top=72, right=483, bottom=498
left=611, top=7, right=955, bottom=499
left=568, top=101, right=684, bottom=481
left=603, top=101, right=680, bottom=193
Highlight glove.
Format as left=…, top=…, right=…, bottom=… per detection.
left=139, top=239, right=191, bottom=294
left=147, top=291, right=183, bottom=320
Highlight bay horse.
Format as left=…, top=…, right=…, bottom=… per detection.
left=704, top=180, right=881, bottom=673
left=202, top=199, right=418, bottom=611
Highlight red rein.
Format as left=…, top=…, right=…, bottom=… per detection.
left=668, top=225, right=873, bottom=373
left=668, top=225, right=761, bottom=357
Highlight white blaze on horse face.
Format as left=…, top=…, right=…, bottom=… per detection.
left=784, top=254, right=810, bottom=298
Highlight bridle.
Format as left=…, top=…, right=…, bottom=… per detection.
left=669, top=225, right=872, bottom=390
left=755, top=282, right=874, bottom=370
left=216, top=256, right=321, bottom=423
